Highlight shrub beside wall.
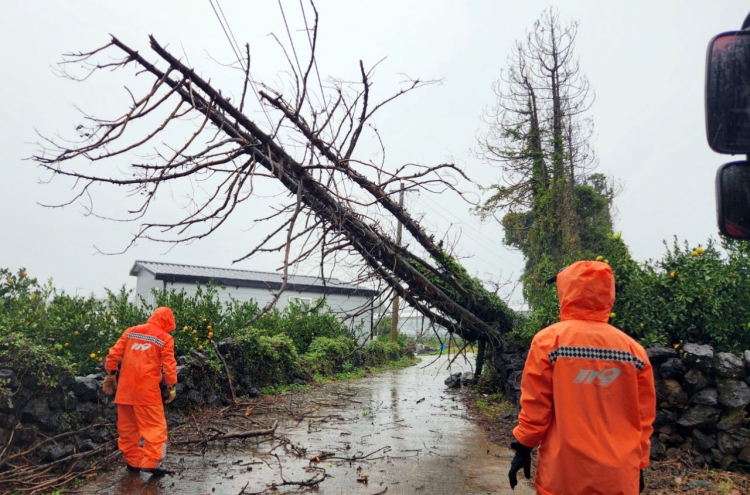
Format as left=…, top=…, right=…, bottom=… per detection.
left=0, top=267, right=365, bottom=376
left=300, top=336, right=405, bottom=377
left=514, top=239, right=750, bottom=354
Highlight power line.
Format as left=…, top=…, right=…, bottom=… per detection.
left=401, top=199, right=523, bottom=282
left=298, top=0, right=334, bottom=138
left=208, top=0, right=275, bottom=129
left=215, top=0, right=244, bottom=67
left=208, top=0, right=243, bottom=68
left=414, top=194, right=525, bottom=271
left=276, top=0, right=304, bottom=82
left=416, top=194, right=506, bottom=248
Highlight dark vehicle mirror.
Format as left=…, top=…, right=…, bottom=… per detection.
left=706, top=31, right=750, bottom=154
left=716, top=161, right=750, bottom=239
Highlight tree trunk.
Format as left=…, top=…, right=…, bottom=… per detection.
left=475, top=339, right=487, bottom=378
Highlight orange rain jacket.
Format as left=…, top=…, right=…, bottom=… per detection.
left=513, top=261, right=656, bottom=495
left=105, top=307, right=178, bottom=406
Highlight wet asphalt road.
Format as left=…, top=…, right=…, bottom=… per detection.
left=79, top=355, right=534, bottom=495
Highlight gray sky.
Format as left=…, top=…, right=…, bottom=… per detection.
left=1, top=1, right=747, bottom=305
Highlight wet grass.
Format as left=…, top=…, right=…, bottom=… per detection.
left=259, top=356, right=420, bottom=394
left=314, top=356, right=419, bottom=385
left=469, top=368, right=517, bottom=423
left=474, top=393, right=517, bottom=422
left=259, top=383, right=311, bottom=395
left=344, top=355, right=419, bottom=380
left=463, top=388, right=520, bottom=450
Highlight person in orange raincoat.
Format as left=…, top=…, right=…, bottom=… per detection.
left=102, top=307, right=178, bottom=475
left=508, top=261, right=656, bottom=494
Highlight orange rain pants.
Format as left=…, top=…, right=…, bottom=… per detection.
left=105, top=307, right=177, bottom=469
left=117, top=404, right=168, bottom=469
left=513, top=261, right=656, bottom=495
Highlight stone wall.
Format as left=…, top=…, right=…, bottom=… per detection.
left=0, top=366, right=117, bottom=463
left=647, top=343, right=750, bottom=470
left=489, top=334, right=529, bottom=404
left=489, top=339, right=750, bottom=470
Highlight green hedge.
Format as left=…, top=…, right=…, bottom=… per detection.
left=301, top=336, right=357, bottom=376
left=0, top=268, right=364, bottom=374
left=0, top=333, right=74, bottom=390
left=0, top=269, right=147, bottom=373
left=301, top=335, right=411, bottom=377
left=611, top=238, right=750, bottom=352
left=365, top=339, right=403, bottom=366
left=518, top=237, right=750, bottom=353
left=230, top=329, right=301, bottom=387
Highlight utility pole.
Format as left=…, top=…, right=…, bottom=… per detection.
left=391, top=182, right=405, bottom=342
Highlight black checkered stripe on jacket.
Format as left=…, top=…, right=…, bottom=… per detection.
left=548, top=346, right=646, bottom=371
left=127, top=332, right=165, bottom=348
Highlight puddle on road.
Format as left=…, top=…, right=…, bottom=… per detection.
left=80, top=355, right=534, bottom=495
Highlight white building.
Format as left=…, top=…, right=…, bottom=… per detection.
left=130, top=261, right=377, bottom=336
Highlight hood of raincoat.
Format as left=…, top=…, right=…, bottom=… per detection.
left=147, top=307, right=176, bottom=332
left=557, top=261, right=615, bottom=322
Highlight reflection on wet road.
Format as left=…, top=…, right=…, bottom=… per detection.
left=80, top=355, right=534, bottom=494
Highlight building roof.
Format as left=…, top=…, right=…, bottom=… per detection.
left=130, top=261, right=378, bottom=298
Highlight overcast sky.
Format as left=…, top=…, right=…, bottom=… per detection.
left=1, top=1, right=747, bottom=305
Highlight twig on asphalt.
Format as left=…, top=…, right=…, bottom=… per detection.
left=173, top=421, right=277, bottom=446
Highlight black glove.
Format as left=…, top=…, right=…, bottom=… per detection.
left=640, top=470, right=644, bottom=493
left=508, top=440, right=532, bottom=490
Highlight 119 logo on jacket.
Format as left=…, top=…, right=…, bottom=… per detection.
left=131, top=343, right=153, bottom=351
left=573, top=367, right=621, bottom=386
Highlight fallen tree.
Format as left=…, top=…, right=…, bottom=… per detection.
left=32, top=6, right=515, bottom=362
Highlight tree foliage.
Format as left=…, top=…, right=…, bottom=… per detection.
left=511, top=238, right=750, bottom=354
left=476, top=9, right=618, bottom=307
left=614, top=239, right=750, bottom=352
